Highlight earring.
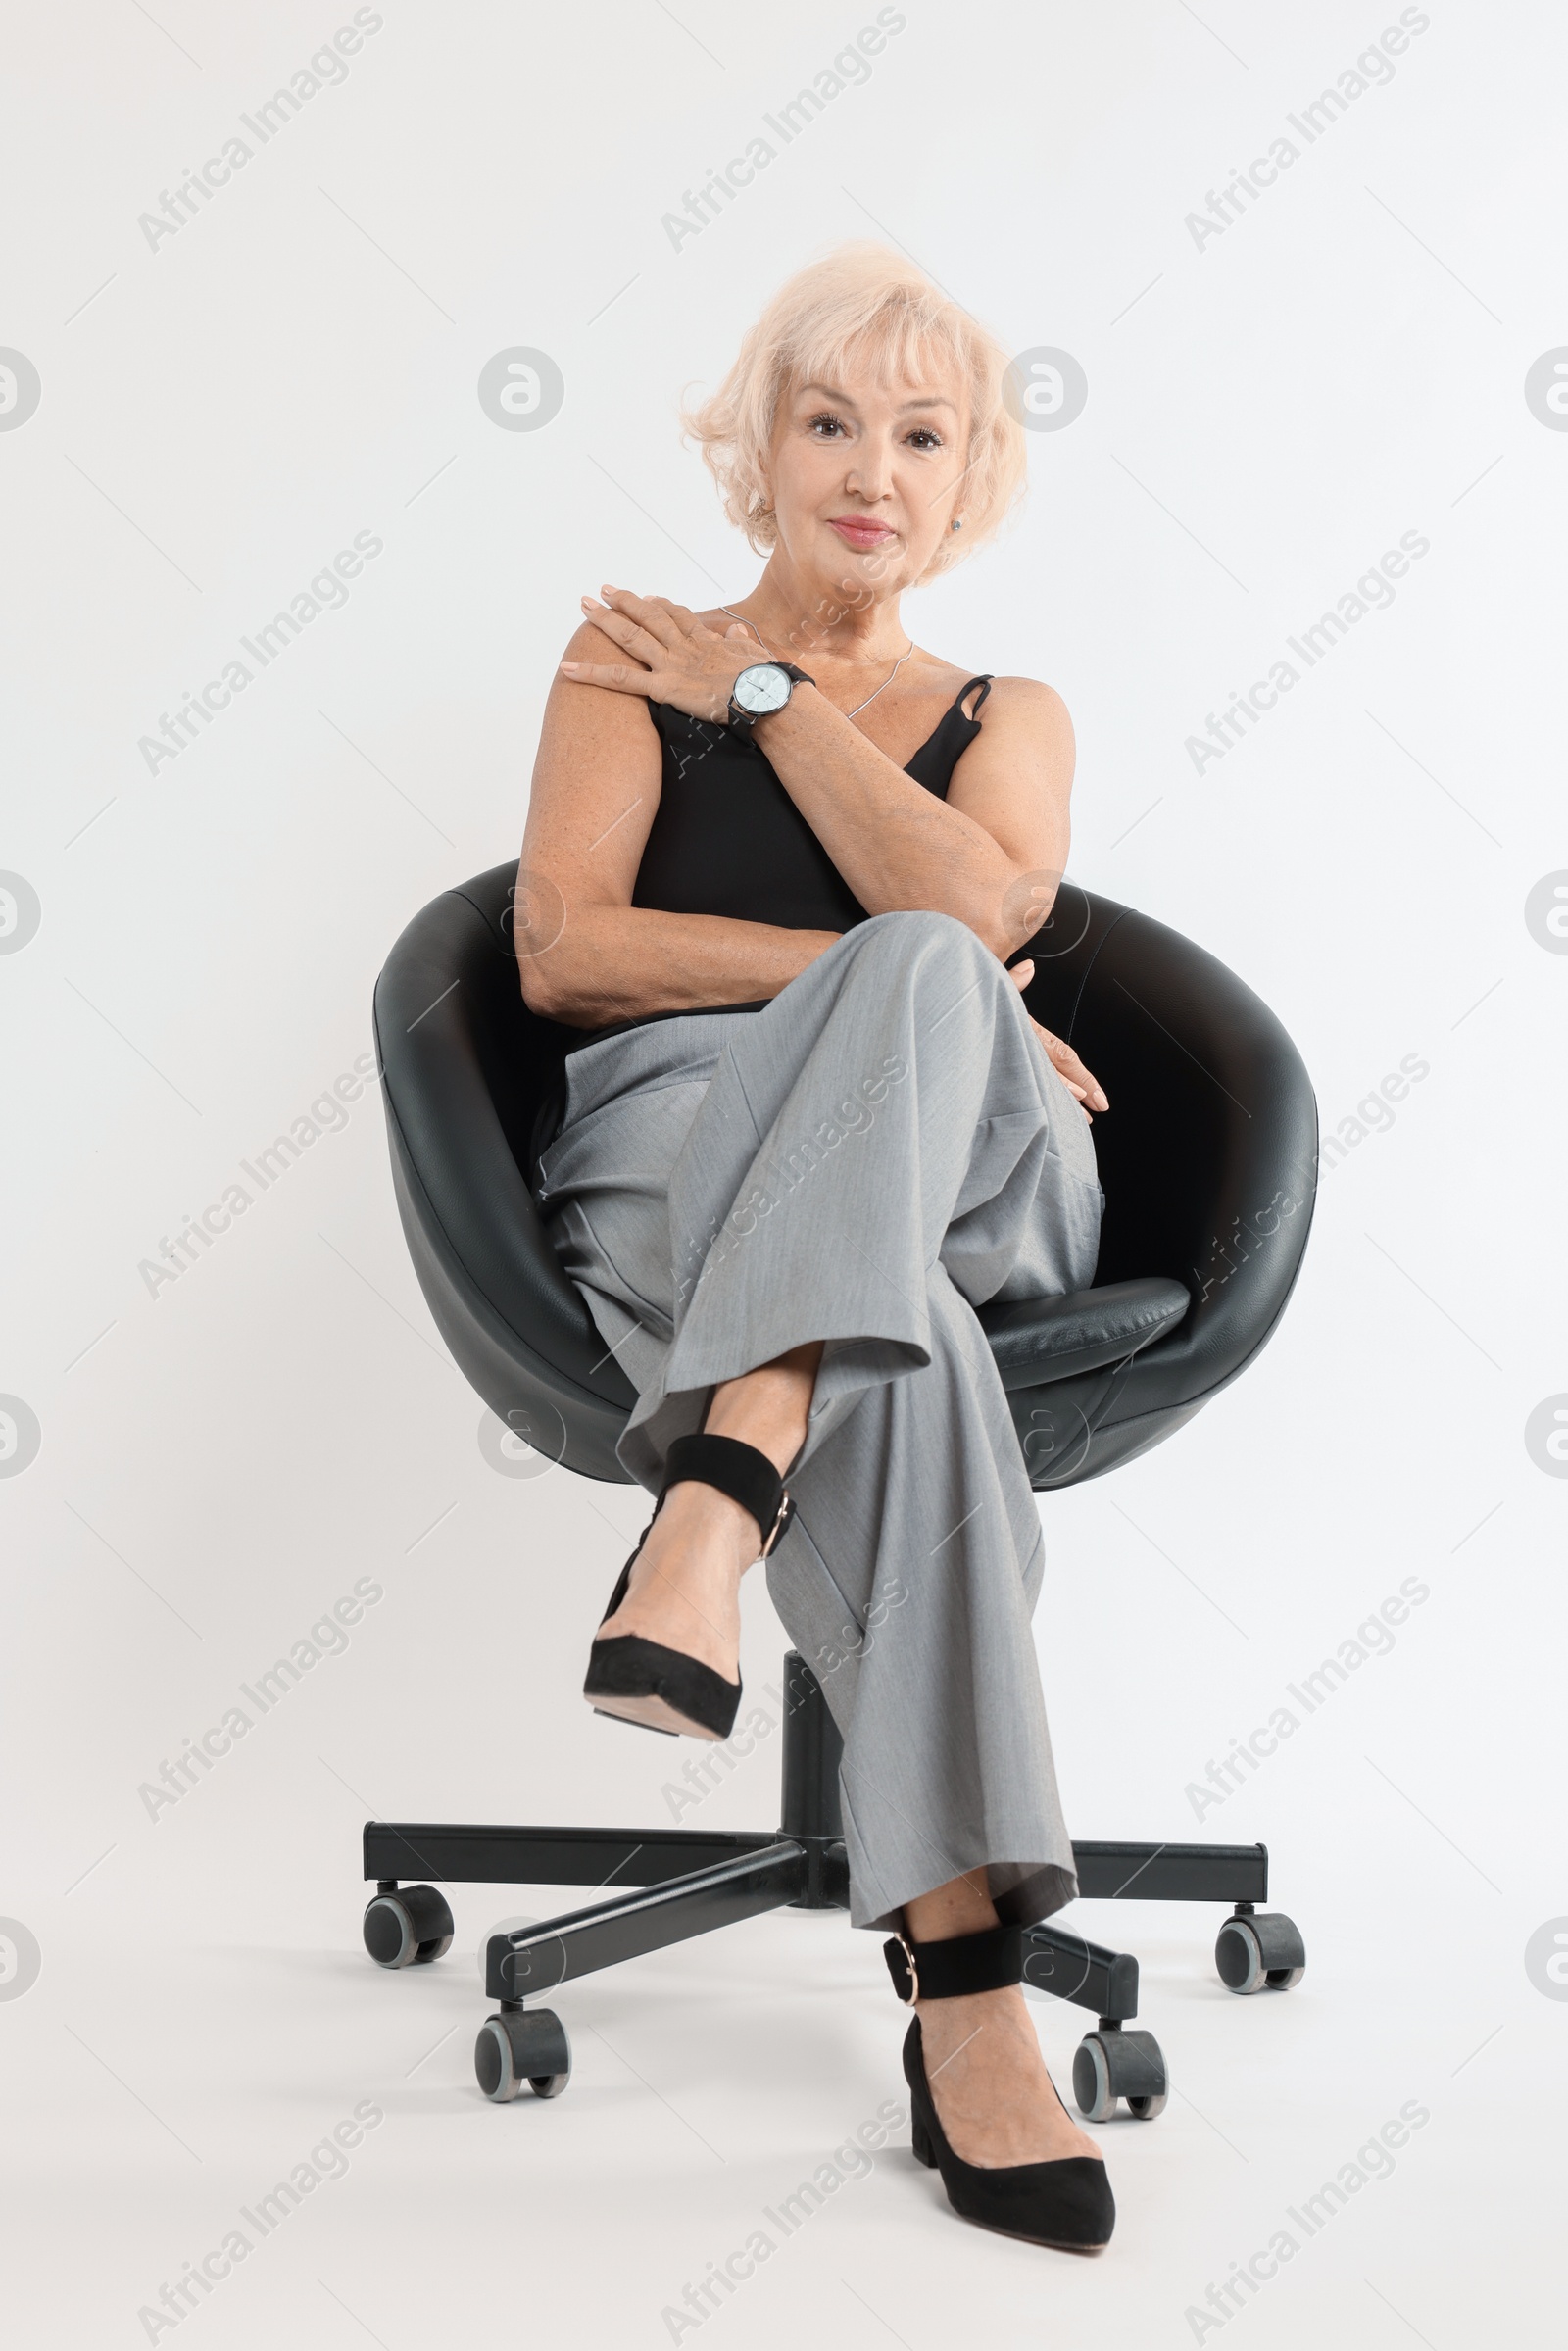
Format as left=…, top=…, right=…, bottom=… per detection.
left=951, top=514, right=964, bottom=532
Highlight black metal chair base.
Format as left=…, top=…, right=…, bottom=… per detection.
left=361, top=1654, right=1303, bottom=2117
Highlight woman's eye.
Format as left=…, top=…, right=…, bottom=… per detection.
left=808, top=413, right=844, bottom=437
left=907, top=428, right=942, bottom=450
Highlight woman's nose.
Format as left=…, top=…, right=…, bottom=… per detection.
left=844, top=444, right=895, bottom=499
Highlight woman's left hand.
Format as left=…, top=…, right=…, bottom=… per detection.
left=1010, top=961, right=1109, bottom=1120
left=561, top=586, right=759, bottom=723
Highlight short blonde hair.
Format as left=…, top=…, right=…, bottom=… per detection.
left=680, top=243, right=1027, bottom=585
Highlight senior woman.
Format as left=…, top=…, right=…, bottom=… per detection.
left=518, top=245, right=1115, bottom=2254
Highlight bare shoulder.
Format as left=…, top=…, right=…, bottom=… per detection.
left=558, top=612, right=634, bottom=670
left=528, top=613, right=662, bottom=829
left=909, top=660, right=1070, bottom=734
left=955, top=674, right=1074, bottom=767
left=540, top=615, right=661, bottom=737
left=947, top=673, right=1076, bottom=811
left=975, top=674, right=1072, bottom=735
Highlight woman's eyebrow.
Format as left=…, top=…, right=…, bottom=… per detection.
left=797, top=381, right=958, bottom=415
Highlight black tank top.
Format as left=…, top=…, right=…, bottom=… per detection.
left=563, top=672, right=993, bottom=1053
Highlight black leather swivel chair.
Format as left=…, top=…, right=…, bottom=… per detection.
left=362, top=863, right=1317, bottom=2116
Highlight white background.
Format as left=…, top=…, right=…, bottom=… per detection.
left=2, top=2, right=1564, bottom=2343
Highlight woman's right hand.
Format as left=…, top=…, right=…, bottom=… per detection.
left=1009, top=961, right=1108, bottom=1118
left=561, top=588, right=760, bottom=725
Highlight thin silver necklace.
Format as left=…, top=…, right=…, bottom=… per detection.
left=719, top=605, right=914, bottom=718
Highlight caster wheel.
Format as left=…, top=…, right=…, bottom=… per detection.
left=363, top=1885, right=454, bottom=1970
left=1071, top=2027, right=1167, bottom=2122
left=1215, top=1911, right=1306, bottom=1995
left=475, top=2007, right=571, bottom=2103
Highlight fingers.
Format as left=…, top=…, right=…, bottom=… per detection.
left=1007, top=959, right=1109, bottom=1113
left=579, top=595, right=665, bottom=666
left=559, top=660, right=667, bottom=696
left=1038, top=1041, right=1094, bottom=1123
left=639, top=592, right=700, bottom=633
left=597, top=586, right=692, bottom=653
left=1046, top=1035, right=1109, bottom=1112
left=1034, top=1033, right=1088, bottom=1100
left=1020, top=1005, right=1109, bottom=1114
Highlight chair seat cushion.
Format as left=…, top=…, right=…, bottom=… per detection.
left=978, top=1276, right=1190, bottom=1392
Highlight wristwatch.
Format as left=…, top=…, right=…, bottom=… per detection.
left=726, top=661, right=815, bottom=736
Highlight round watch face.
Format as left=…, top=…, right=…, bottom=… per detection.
left=733, top=662, right=792, bottom=715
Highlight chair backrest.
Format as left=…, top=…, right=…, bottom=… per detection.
left=374, top=865, right=1317, bottom=1488
left=1007, top=883, right=1318, bottom=1483
left=374, top=864, right=636, bottom=1483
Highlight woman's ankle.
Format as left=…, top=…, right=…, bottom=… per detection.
left=704, top=1341, right=823, bottom=1477
left=903, top=1869, right=1001, bottom=1946
left=648, top=1479, right=760, bottom=1577
left=610, top=1486, right=751, bottom=1619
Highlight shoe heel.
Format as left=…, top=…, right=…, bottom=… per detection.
left=911, top=2113, right=938, bottom=2169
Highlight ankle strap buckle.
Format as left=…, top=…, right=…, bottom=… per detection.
left=760, top=1491, right=795, bottom=1560
left=882, top=1922, right=1023, bottom=2003
left=883, top=1934, right=919, bottom=2005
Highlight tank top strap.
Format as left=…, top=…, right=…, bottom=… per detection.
left=904, top=673, right=994, bottom=797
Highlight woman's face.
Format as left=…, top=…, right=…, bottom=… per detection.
left=764, top=345, right=970, bottom=602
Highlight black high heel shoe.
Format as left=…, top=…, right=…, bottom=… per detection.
left=583, top=1432, right=795, bottom=1741
left=884, top=1922, right=1116, bottom=2253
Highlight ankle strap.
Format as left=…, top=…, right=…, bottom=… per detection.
left=883, top=1921, right=1022, bottom=2005
left=661, top=1433, right=794, bottom=1557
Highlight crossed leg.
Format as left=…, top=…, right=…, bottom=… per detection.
left=594, top=1338, right=1102, bottom=2173
left=593, top=1340, right=822, bottom=1677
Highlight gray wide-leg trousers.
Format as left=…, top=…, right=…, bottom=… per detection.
left=537, top=912, right=1103, bottom=1931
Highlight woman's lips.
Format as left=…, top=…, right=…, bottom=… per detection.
left=829, top=517, right=896, bottom=548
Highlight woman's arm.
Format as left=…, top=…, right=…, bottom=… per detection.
left=570, top=589, right=1074, bottom=958
left=756, top=667, right=1074, bottom=955
left=517, top=616, right=838, bottom=1027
